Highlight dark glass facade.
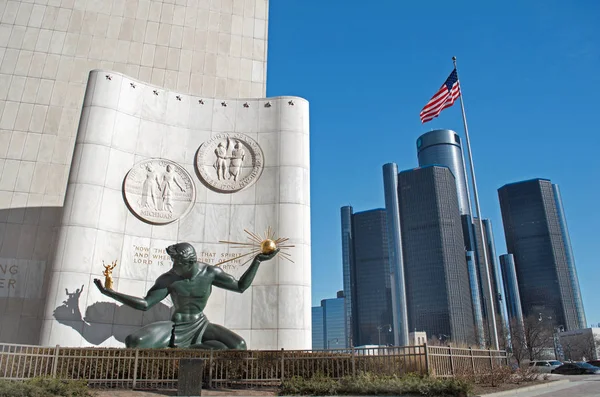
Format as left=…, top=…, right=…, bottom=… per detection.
left=312, top=306, right=324, bottom=349
left=349, top=209, right=394, bottom=346
left=498, top=179, right=585, bottom=331
left=397, top=166, right=476, bottom=344
left=499, top=254, right=524, bottom=328
left=340, top=206, right=354, bottom=347
left=323, top=296, right=346, bottom=349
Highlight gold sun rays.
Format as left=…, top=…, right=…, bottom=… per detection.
left=217, top=227, right=295, bottom=267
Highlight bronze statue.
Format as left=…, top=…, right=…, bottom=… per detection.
left=94, top=243, right=278, bottom=350
left=102, top=261, right=117, bottom=290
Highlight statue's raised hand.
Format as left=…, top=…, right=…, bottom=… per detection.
left=257, top=248, right=280, bottom=262
left=94, top=278, right=108, bottom=294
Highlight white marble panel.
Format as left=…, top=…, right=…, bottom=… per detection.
left=278, top=285, right=304, bottom=329
left=303, top=244, right=311, bottom=286
left=83, top=106, right=116, bottom=146
left=92, top=230, right=124, bottom=279
left=151, top=221, right=179, bottom=241
left=183, top=129, right=211, bottom=162
left=258, top=99, right=279, bottom=133
left=68, top=144, right=84, bottom=184
left=105, top=148, right=135, bottom=190
left=254, top=167, right=278, bottom=204
left=141, top=84, right=167, bottom=123
left=90, top=71, right=122, bottom=109
left=278, top=204, right=304, bottom=243
left=223, top=287, right=252, bottom=329
left=160, top=125, right=187, bottom=164
left=76, top=144, right=110, bottom=186
left=60, top=226, right=97, bottom=273
left=252, top=255, right=278, bottom=286
left=120, top=235, right=151, bottom=281
left=165, top=92, right=190, bottom=127
left=60, top=182, right=76, bottom=225
left=69, top=184, right=103, bottom=228
left=251, top=329, right=277, bottom=350
left=46, top=320, right=85, bottom=347
left=136, top=119, right=165, bottom=157
left=257, top=132, right=279, bottom=168
left=124, top=211, right=153, bottom=237
left=24, top=260, right=46, bottom=299
left=81, top=322, right=113, bottom=347
left=234, top=100, right=258, bottom=133
left=98, top=188, right=127, bottom=233
left=82, top=72, right=97, bottom=107
left=203, top=204, right=230, bottom=243
left=230, top=183, right=256, bottom=205
left=177, top=204, right=205, bottom=243
left=111, top=278, right=146, bottom=326
left=303, top=205, right=311, bottom=244
left=112, top=111, right=141, bottom=153
left=279, top=166, right=304, bottom=204
left=251, top=285, right=277, bottom=328
left=303, top=169, right=310, bottom=206
left=205, top=188, right=232, bottom=205
left=279, top=133, right=305, bottom=170
left=277, top=245, right=303, bottom=285
left=279, top=99, right=304, bottom=133
left=211, top=99, right=236, bottom=132
left=83, top=274, right=117, bottom=325
left=228, top=204, right=255, bottom=242
left=278, top=329, right=306, bottom=350
left=187, top=98, right=214, bottom=131
left=75, top=106, right=91, bottom=144
left=302, top=133, right=310, bottom=169
left=146, top=238, right=178, bottom=282
left=118, top=76, right=143, bottom=117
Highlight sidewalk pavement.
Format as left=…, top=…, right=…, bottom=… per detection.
left=480, top=374, right=600, bottom=397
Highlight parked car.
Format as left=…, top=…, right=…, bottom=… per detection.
left=587, top=360, right=600, bottom=368
left=551, top=362, right=600, bottom=375
left=528, top=360, right=563, bottom=373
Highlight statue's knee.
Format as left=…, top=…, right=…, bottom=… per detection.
left=234, top=339, right=247, bottom=350
left=125, top=334, right=141, bottom=348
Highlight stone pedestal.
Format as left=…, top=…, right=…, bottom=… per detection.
left=178, top=358, right=204, bottom=396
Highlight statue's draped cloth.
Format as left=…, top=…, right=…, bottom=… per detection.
left=169, top=313, right=210, bottom=347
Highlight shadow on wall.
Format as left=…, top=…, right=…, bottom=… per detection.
left=53, top=284, right=172, bottom=346
left=0, top=206, right=64, bottom=344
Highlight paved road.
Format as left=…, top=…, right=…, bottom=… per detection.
left=501, top=374, right=600, bottom=397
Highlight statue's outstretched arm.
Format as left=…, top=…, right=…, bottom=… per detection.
left=93, top=278, right=169, bottom=311
left=212, top=250, right=279, bottom=293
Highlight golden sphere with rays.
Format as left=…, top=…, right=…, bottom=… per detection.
left=260, top=239, right=277, bottom=254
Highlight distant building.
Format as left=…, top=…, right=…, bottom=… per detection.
left=499, top=254, right=525, bottom=331
left=558, top=328, right=600, bottom=361
left=397, top=166, right=476, bottom=345
left=340, top=206, right=354, bottom=347
left=408, top=331, right=428, bottom=346
left=312, top=306, right=325, bottom=350
left=498, top=179, right=586, bottom=331
left=341, top=207, right=394, bottom=347
left=311, top=291, right=346, bottom=350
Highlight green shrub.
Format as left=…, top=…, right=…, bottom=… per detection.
left=0, top=377, right=92, bottom=397
left=279, top=372, right=472, bottom=396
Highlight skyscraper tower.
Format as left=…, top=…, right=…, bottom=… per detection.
left=498, top=179, right=586, bottom=330
left=382, top=163, right=409, bottom=346
left=397, top=166, right=476, bottom=345
left=416, top=130, right=504, bottom=347
left=341, top=208, right=394, bottom=346
left=499, top=254, right=525, bottom=329
left=340, top=206, right=354, bottom=347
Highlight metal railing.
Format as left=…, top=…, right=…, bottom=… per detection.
left=0, top=343, right=508, bottom=389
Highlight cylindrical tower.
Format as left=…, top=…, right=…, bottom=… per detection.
left=382, top=163, right=408, bottom=346
left=417, top=130, right=471, bottom=216
left=467, top=251, right=485, bottom=347
left=499, top=254, right=524, bottom=329
left=340, top=206, right=354, bottom=348
left=552, top=184, right=586, bottom=329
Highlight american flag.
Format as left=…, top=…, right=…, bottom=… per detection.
left=419, top=69, right=461, bottom=123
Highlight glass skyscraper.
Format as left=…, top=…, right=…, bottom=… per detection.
left=341, top=208, right=394, bottom=346
left=498, top=179, right=586, bottom=331
left=312, top=291, right=346, bottom=350
left=340, top=206, right=354, bottom=347
left=312, top=306, right=325, bottom=350
left=397, top=166, right=476, bottom=345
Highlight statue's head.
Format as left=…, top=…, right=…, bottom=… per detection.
left=166, top=243, right=197, bottom=277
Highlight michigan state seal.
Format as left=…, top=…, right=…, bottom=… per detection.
left=195, top=133, right=264, bottom=193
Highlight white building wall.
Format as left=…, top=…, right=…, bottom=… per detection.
left=0, top=0, right=269, bottom=344
left=39, top=70, right=311, bottom=349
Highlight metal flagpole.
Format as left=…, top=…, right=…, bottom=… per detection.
left=452, top=56, right=499, bottom=350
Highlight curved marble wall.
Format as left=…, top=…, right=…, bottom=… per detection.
left=39, top=70, right=311, bottom=349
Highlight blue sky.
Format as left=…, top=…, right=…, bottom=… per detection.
left=264, top=1, right=600, bottom=325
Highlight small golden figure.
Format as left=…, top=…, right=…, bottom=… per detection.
left=102, top=260, right=118, bottom=290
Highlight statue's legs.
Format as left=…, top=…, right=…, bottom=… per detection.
left=192, top=323, right=247, bottom=350
left=125, top=320, right=173, bottom=349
